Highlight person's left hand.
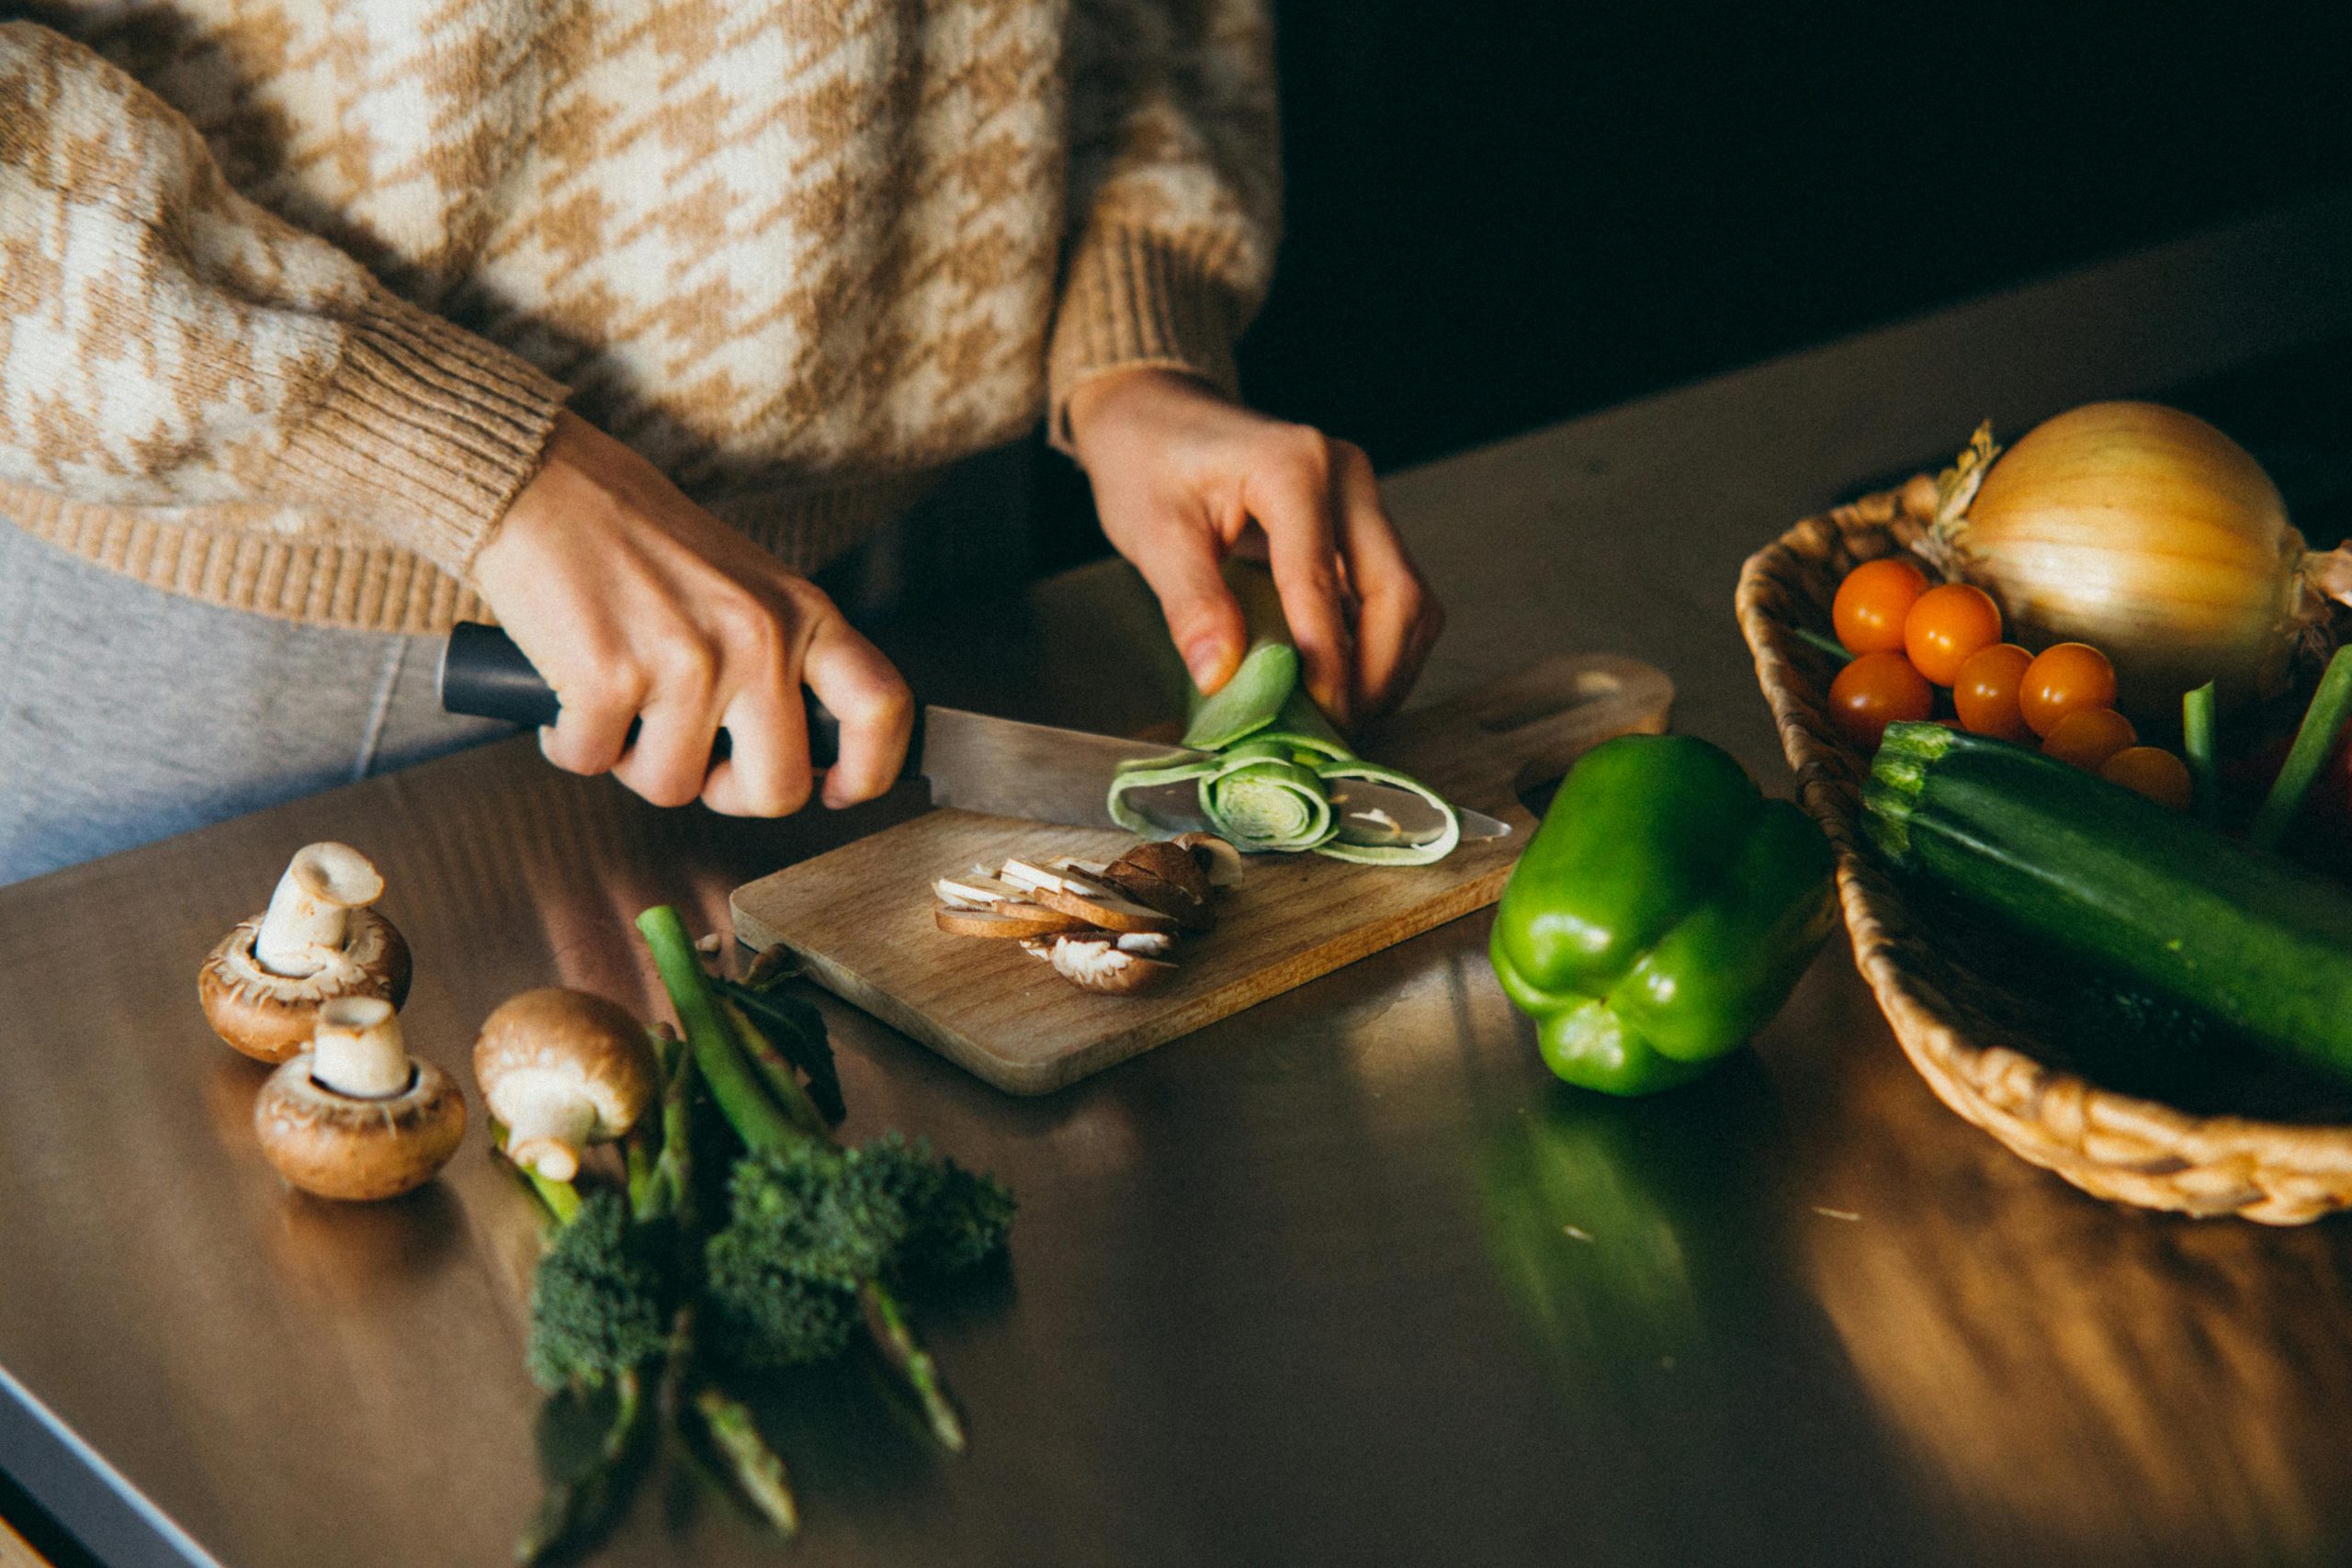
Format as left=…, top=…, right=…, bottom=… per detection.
left=1065, top=368, right=1443, bottom=729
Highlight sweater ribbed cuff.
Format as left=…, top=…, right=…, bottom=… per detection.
left=276, top=288, right=568, bottom=576
left=1046, top=225, right=1246, bottom=455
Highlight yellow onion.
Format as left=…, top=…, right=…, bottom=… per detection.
left=1927, top=401, right=2352, bottom=723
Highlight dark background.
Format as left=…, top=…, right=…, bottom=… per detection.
left=1034, top=0, right=2352, bottom=570
left=6, top=8, right=2352, bottom=1566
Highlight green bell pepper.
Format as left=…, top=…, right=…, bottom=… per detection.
left=1489, top=734, right=1837, bottom=1095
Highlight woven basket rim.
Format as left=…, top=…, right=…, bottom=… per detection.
left=1736, top=485, right=2352, bottom=1224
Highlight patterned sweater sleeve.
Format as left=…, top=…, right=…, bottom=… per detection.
left=0, top=22, right=567, bottom=577
left=1046, top=0, right=1282, bottom=449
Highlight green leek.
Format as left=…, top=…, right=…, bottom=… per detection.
left=1108, top=631, right=1458, bottom=863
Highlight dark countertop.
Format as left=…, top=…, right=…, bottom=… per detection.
left=7, top=192, right=2352, bottom=1568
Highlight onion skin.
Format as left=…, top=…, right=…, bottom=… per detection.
left=1941, top=401, right=2309, bottom=723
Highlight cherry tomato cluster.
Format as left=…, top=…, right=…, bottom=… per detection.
left=1824, top=557, right=2189, bottom=809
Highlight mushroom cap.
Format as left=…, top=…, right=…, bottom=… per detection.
left=1114, top=840, right=1213, bottom=904
left=253, top=1055, right=466, bottom=1201
left=1172, top=832, right=1246, bottom=888
left=471, top=988, right=658, bottom=1141
left=198, top=908, right=413, bottom=1064
left=1097, top=846, right=1216, bottom=932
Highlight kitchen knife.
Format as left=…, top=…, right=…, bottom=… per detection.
left=438, top=622, right=1507, bottom=841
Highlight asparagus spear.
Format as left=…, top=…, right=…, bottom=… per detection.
left=636, top=906, right=974, bottom=1452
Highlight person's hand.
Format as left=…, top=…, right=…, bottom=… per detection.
left=472, top=411, right=911, bottom=815
left=1065, top=368, right=1442, bottom=728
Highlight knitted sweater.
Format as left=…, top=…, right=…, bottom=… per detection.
left=0, top=2, right=1277, bottom=633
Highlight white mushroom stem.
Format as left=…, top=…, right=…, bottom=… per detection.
left=497, top=1073, right=601, bottom=1182
left=310, top=997, right=413, bottom=1100
left=255, top=843, right=386, bottom=977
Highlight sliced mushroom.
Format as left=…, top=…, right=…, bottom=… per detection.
left=1114, top=931, right=1176, bottom=957
left=1028, top=873, right=1181, bottom=935
left=253, top=997, right=465, bottom=1201
left=999, top=858, right=1071, bottom=896
left=199, top=842, right=413, bottom=1064
left=1049, top=936, right=1178, bottom=995
left=472, top=988, right=659, bottom=1182
left=935, top=903, right=1089, bottom=939
left=934, top=873, right=1025, bottom=909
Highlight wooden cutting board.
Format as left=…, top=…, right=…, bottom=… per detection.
left=729, top=653, right=1673, bottom=1094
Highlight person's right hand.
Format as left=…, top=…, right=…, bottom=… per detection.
left=471, top=411, right=912, bottom=816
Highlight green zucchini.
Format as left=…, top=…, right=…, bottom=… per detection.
left=1863, top=719, right=2352, bottom=1084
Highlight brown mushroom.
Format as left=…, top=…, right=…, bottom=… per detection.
left=199, top=842, right=413, bottom=1064
left=1048, top=936, right=1177, bottom=995
left=1096, top=842, right=1216, bottom=932
left=1115, top=841, right=1213, bottom=903
left=472, top=988, right=659, bottom=1182
left=1173, top=833, right=1247, bottom=889
left=253, top=997, right=465, bottom=1201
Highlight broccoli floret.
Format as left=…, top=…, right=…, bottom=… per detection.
left=846, top=1134, right=1015, bottom=1279
left=699, top=1135, right=1015, bottom=1371
left=702, top=1145, right=878, bottom=1371
left=724, top=1141, right=906, bottom=1280
left=912, top=1156, right=1016, bottom=1276
left=527, top=1191, right=671, bottom=1392
left=702, top=1241, right=861, bottom=1369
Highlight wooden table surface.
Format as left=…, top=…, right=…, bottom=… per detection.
left=6, top=192, right=2352, bottom=1568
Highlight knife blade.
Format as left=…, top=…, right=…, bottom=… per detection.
left=437, top=623, right=1507, bottom=840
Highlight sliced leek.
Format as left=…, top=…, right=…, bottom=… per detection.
left=1109, top=639, right=1459, bottom=864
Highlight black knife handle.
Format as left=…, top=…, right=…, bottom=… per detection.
left=439, top=622, right=911, bottom=775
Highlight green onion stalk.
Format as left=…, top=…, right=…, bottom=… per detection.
left=2182, top=681, right=2220, bottom=826
left=2252, top=646, right=2352, bottom=851
left=1107, top=641, right=1462, bottom=865
left=637, top=905, right=969, bottom=1452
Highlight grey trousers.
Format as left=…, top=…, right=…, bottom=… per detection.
left=0, top=446, right=1033, bottom=887
left=0, top=523, right=511, bottom=886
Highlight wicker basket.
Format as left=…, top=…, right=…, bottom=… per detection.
left=1737, top=484, right=2352, bottom=1224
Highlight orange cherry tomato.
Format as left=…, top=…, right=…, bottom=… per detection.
left=1902, top=583, right=2004, bottom=685
left=1828, top=650, right=1934, bottom=750
left=2018, top=642, right=2118, bottom=739
left=2041, top=707, right=2137, bottom=771
left=1952, top=642, right=2034, bottom=740
left=2099, top=746, right=2192, bottom=810
left=1833, top=557, right=1929, bottom=656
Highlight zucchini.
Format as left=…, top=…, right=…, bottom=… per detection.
left=1863, top=719, right=2352, bottom=1084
